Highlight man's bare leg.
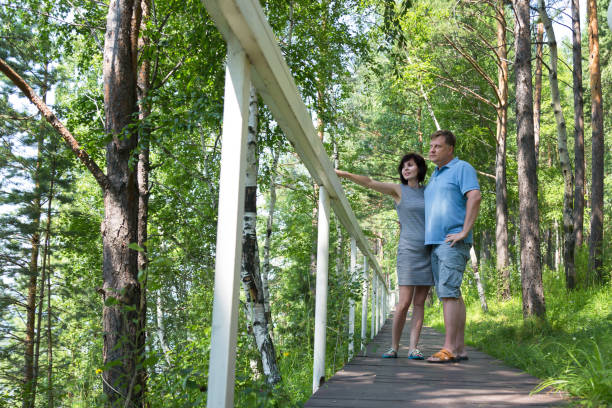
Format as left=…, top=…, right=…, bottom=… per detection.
left=440, top=297, right=464, bottom=355
left=454, top=296, right=466, bottom=357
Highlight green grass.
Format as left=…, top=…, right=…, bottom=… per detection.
left=425, top=267, right=612, bottom=407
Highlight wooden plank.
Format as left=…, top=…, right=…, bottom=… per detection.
left=206, top=35, right=251, bottom=408
left=200, top=0, right=388, bottom=290
left=306, top=314, right=567, bottom=407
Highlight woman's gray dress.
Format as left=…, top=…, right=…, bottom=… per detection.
left=395, top=184, right=433, bottom=286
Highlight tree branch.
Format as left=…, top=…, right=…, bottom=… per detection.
left=0, top=58, right=110, bottom=191
left=426, top=70, right=496, bottom=108
left=443, top=33, right=498, bottom=95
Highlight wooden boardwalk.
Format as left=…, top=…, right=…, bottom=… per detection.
left=306, top=313, right=566, bottom=407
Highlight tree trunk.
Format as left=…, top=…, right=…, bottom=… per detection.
left=241, top=85, right=281, bottom=385
left=419, top=81, right=440, bottom=130
left=587, top=0, right=604, bottom=284
left=416, top=106, right=423, bottom=153
left=32, top=144, right=56, bottom=408
left=46, top=251, right=53, bottom=408
left=155, top=291, right=172, bottom=365
left=262, top=148, right=279, bottom=327
left=545, top=227, right=554, bottom=270
left=554, top=220, right=561, bottom=271
left=0, top=9, right=145, bottom=401
left=538, top=0, right=576, bottom=289
left=494, top=0, right=510, bottom=300
left=571, top=0, right=585, bottom=250
left=23, top=108, right=44, bottom=408
left=534, top=21, right=544, bottom=165
left=136, top=0, right=151, bottom=390
left=101, top=0, right=145, bottom=405
left=470, top=246, right=488, bottom=313
left=480, top=229, right=491, bottom=262
left=512, top=0, right=546, bottom=318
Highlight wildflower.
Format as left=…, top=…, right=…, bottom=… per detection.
left=283, top=352, right=289, bottom=357
left=95, top=368, right=103, bottom=374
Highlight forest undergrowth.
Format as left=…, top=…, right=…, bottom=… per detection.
left=425, top=249, right=612, bottom=407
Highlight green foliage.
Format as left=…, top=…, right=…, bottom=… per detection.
left=1, top=0, right=611, bottom=406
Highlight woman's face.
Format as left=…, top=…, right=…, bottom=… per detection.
left=401, top=159, right=419, bottom=182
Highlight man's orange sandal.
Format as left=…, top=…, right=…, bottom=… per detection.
left=426, top=348, right=457, bottom=363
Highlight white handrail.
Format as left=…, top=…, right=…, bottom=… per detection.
left=201, top=0, right=392, bottom=405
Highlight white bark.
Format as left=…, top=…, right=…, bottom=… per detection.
left=262, top=148, right=279, bottom=331
left=241, top=85, right=281, bottom=385
left=420, top=81, right=441, bottom=130
left=156, top=291, right=172, bottom=366
left=469, top=246, right=488, bottom=313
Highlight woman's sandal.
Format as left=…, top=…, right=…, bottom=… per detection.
left=426, top=348, right=457, bottom=363
left=408, top=349, right=424, bottom=360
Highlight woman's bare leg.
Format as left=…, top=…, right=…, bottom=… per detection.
left=391, top=285, right=414, bottom=351
left=409, top=286, right=430, bottom=350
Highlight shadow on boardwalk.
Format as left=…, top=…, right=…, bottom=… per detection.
left=306, top=314, right=566, bottom=407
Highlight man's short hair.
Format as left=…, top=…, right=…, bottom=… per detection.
left=430, top=129, right=456, bottom=148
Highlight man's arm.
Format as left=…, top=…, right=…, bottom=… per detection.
left=445, top=189, right=481, bottom=246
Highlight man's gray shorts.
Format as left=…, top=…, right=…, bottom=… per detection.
left=431, top=241, right=471, bottom=299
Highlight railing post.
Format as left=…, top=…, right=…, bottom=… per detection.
left=313, top=185, right=330, bottom=393
left=207, top=34, right=251, bottom=408
left=370, top=274, right=376, bottom=339
left=384, top=290, right=388, bottom=321
left=360, top=256, right=368, bottom=351
left=348, top=238, right=356, bottom=359
left=378, top=278, right=383, bottom=332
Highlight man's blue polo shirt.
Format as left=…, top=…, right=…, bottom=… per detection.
left=424, top=157, right=480, bottom=245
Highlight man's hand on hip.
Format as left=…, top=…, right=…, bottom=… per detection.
left=445, top=231, right=468, bottom=247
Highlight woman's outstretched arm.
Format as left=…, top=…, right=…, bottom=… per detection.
left=335, top=169, right=401, bottom=203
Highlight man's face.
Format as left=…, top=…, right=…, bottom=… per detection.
left=429, top=136, right=454, bottom=167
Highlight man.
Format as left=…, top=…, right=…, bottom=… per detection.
left=424, top=130, right=481, bottom=363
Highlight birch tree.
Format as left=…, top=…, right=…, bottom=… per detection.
left=537, top=0, right=576, bottom=289
left=241, top=86, right=281, bottom=385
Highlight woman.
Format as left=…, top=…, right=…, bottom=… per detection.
left=335, top=153, right=432, bottom=359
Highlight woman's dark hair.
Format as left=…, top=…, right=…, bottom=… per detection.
left=398, top=153, right=427, bottom=184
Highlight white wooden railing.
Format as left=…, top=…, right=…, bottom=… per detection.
left=201, top=1, right=392, bottom=406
